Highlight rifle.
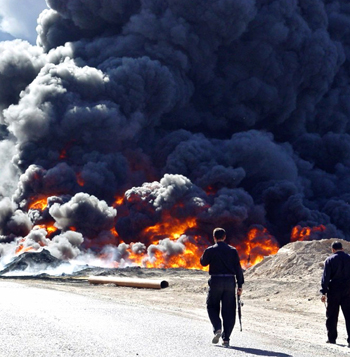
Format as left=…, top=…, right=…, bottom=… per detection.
left=237, top=292, right=243, bottom=331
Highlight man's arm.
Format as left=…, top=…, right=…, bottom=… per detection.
left=200, top=248, right=210, bottom=266
left=320, top=259, right=331, bottom=297
left=233, top=249, right=244, bottom=289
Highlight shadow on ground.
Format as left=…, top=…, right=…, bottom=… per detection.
left=216, top=345, right=292, bottom=357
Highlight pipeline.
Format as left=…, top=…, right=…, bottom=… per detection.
left=88, top=276, right=169, bottom=289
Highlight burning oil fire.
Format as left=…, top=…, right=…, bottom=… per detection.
left=0, top=0, right=347, bottom=279
left=237, top=227, right=279, bottom=268
left=290, top=225, right=327, bottom=242
left=28, top=197, right=48, bottom=211
left=110, top=214, right=208, bottom=270
left=9, top=197, right=329, bottom=272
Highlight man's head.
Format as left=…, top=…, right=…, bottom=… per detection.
left=331, top=241, right=343, bottom=252
left=213, top=227, right=226, bottom=242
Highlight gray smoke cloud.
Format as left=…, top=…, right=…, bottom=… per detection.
left=49, top=192, right=117, bottom=237
left=1, top=0, right=350, bottom=268
left=0, top=40, right=46, bottom=118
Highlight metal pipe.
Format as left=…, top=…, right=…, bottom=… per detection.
left=88, top=276, right=169, bottom=289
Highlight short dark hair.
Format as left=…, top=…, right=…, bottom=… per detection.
left=332, top=241, right=343, bottom=251
left=213, top=227, right=226, bottom=240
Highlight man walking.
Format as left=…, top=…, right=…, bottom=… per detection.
left=200, top=227, right=244, bottom=347
left=321, top=241, right=350, bottom=346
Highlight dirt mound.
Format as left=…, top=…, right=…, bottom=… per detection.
left=0, top=249, right=65, bottom=276
left=245, top=238, right=350, bottom=281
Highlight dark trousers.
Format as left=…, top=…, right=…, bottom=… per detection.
left=206, top=277, right=236, bottom=342
left=326, top=288, right=350, bottom=343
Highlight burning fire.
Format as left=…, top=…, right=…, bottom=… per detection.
left=34, top=224, right=58, bottom=236
left=290, top=224, right=326, bottom=242
left=14, top=194, right=329, bottom=272
left=118, top=214, right=207, bottom=270
left=143, top=216, right=197, bottom=240
left=114, top=195, right=124, bottom=206
left=15, top=232, right=48, bottom=255
left=237, top=227, right=280, bottom=268
left=76, top=173, right=85, bottom=187
left=144, top=237, right=206, bottom=270
left=28, top=197, right=48, bottom=211
left=15, top=238, right=36, bottom=255
left=119, top=237, right=206, bottom=270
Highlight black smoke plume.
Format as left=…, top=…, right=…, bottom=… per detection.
left=0, top=0, right=349, bottom=269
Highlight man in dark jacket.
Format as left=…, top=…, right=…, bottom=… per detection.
left=321, top=241, right=350, bottom=346
left=200, top=227, right=244, bottom=347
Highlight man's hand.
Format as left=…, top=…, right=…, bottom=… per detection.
left=237, top=287, right=243, bottom=296
left=321, top=294, right=327, bottom=303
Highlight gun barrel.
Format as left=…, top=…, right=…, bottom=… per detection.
left=237, top=295, right=243, bottom=331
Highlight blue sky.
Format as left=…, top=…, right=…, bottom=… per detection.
left=0, top=0, right=48, bottom=43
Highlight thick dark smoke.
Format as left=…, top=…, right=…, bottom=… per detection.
left=1, top=0, right=350, bottom=268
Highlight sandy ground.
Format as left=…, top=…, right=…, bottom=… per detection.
left=1, top=238, right=350, bottom=356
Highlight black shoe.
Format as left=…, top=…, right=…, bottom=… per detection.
left=212, top=330, right=221, bottom=344
left=326, top=340, right=336, bottom=344
left=222, top=341, right=229, bottom=348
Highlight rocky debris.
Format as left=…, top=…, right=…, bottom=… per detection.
left=0, top=249, right=65, bottom=276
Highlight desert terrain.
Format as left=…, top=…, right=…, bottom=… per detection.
left=1, top=238, right=350, bottom=356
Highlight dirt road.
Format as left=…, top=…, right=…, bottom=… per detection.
left=1, top=265, right=349, bottom=357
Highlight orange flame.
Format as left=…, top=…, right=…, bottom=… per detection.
left=109, top=225, right=280, bottom=270
left=140, top=237, right=207, bottom=270
left=237, top=227, right=279, bottom=268
left=101, top=213, right=282, bottom=270
left=108, top=213, right=208, bottom=270
left=126, top=244, right=147, bottom=266
left=110, top=227, right=119, bottom=237
left=23, top=191, right=329, bottom=271
left=168, top=238, right=206, bottom=270
left=15, top=245, right=35, bottom=255
left=76, top=173, right=85, bottom=187
left=14, top=233, right=47, bottom=256
left=290, top=225, right=326, bottom=242
left=114, top=195, right=124, bottom=206
left=33, top=224, right=58, bottom=237
left=28, top=197, right=48, bottom=211
left=139, top=214, right=207, bottom=269
left=144, top=216, right=198, bottom=240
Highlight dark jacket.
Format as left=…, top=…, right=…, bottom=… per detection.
left=321, top=250, right=350, bottom=295
left=200, top=241, right=244, bottom=288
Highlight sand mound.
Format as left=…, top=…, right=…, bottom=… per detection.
left=245, top=238, right=350, bottom=281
